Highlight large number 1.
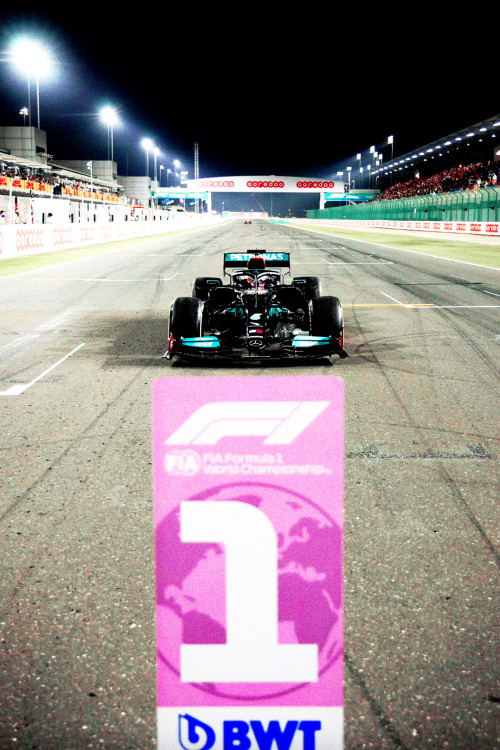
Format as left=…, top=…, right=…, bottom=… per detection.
left=180, top=501, right=318, bottom=683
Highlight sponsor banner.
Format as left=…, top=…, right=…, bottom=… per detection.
left=15, top=226, right=46, bottom=253
left=154, top=189, right=210, bottom=200
left=158, top=707, right=343, bottom=750
left=60, top=187, right=124, bottom=203
left=296, top=219, right=499, bottom=236
left=0, top=216, right=225, bottom=259
left=0, top=175, right=52, bottom=194
left=324, top=191, right=379, bottom=202
left=152, top=376, right=344, bottom=749
left=186, top=177, right=344, bottom=194
left=223, top=252, right=290, bottom=268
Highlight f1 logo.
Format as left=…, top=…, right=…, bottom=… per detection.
left=166, top=401, right=329, bottom=445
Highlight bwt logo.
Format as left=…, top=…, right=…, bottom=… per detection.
left=179, top=714, right=322, bottom=750
left=166, top=401, right=329, bottom=445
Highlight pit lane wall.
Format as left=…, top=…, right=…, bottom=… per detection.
left=278, top=218, right=500, bottom=237
left=0, top=214, right=225, bottom=260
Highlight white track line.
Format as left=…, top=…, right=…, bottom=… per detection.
left=379, top=291, right=414, bottom=308
left=0, top=342, right=85, bottom=396
left=288, top=223, right=500, bottom=271
left=322, top=260, right=393, bottom=265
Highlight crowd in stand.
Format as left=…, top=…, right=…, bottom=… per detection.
left=371, top=161, right=500, bottom=202
left=0, top=167, right=126, bottom=201
left=0, top=167, right=52, bottom=184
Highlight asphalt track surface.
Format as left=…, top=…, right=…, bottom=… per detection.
left=0, top=219, right=498, bottom=749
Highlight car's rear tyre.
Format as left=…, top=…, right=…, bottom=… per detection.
left=310, top=296, right=343, bottom=338
left=192, top=277, right=222, bottom=301
left=169, top=297, right=204, bottom=340
left=292, top=276, right=321, bottom=300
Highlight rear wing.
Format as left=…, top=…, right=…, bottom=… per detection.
left=223, top=252, right=291, bottom=270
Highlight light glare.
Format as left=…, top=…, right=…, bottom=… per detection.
left=100, top=106, right=119, bottom=126
left=11, top=37, right=52, bottom=78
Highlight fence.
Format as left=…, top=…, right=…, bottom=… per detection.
left=307, top=186, right=500, bottom=223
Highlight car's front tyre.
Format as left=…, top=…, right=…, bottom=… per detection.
left=168, top=297, right=204, bottom=357
left=310, top=296, right=343, bottom=341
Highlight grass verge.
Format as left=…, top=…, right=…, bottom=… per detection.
left=0, top=224, right=214, bottom=279
left=282, top=222, right=500, bottom=269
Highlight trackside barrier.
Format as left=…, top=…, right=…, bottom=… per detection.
left=278, top=218, right=500, bottom=237
left=0, top=215, right=226, bottom=260
left=306, top=186, right=500, bottom=224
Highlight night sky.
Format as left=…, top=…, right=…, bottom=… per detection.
left=0, top=7, right=495, bottom=205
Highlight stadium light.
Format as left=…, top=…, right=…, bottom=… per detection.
left=141, top=138, right=154, bottom=177
left=388, top=134, right=394, bottom=161
left=100, top=106, right=119, bottom=162
left=153, top=147, right=161, bottom=182
left=173, top=159, right=181, bottom=185
left=10, top=37, right=53, bottom=129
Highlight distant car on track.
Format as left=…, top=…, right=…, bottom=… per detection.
left=165, top=251, right=348, bottom=362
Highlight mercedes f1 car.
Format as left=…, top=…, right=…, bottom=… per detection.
left=165, top=251, right=348, bottom=361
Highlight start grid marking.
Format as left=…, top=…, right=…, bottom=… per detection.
left=378, top=291, right=500, bottom=310
left=0, top=343, right=86, bottom=396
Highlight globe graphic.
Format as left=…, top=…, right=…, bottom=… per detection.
left=156, top=481, right=342, bottom=700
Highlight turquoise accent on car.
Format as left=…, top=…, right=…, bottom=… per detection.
left=182, top=337, right=220, bottom=348
left=292, top=335, right=330, bottom=348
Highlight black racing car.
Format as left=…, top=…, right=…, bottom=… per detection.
left=165, top=251, right=348, bottom=361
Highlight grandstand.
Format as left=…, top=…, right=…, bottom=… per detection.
left=311, top=115, right=500, bottom=225
left=371, top=161, right=499, bottom=202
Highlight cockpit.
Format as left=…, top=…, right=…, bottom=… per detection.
left=232, top=269, right=281, bottom=293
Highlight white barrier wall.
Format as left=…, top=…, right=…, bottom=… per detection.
left=290, top=218, right=500, bottom=237
left=0, top=215, right=225, bottom=260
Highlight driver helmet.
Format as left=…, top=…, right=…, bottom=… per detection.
left=258, top=274, right=273, bottom=290
left=247, top=256, right=266, bottom=271
left=235, top=272, right=256, bottom=289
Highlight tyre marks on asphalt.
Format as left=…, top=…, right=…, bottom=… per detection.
left=349, top=309, right=499, bottom=569
left=0, top=364, right=151, bottom=618
left=344, top=651, right=409, bottom=750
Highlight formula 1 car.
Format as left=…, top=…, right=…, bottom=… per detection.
left=165, top=251, right=348, bottom=361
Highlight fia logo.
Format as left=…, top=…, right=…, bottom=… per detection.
left=178, top=713, right=322, bottom=750
left=166, top=401, right=329, bottom=445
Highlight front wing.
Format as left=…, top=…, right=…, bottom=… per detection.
left=165, top=334, right=348, bottom=361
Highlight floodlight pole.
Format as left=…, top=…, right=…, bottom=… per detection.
left=28, top=76, right=32, bottom=128
left=36, top=76, right=41, bottom=129
left=194, top=142, right=199, bottom=213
